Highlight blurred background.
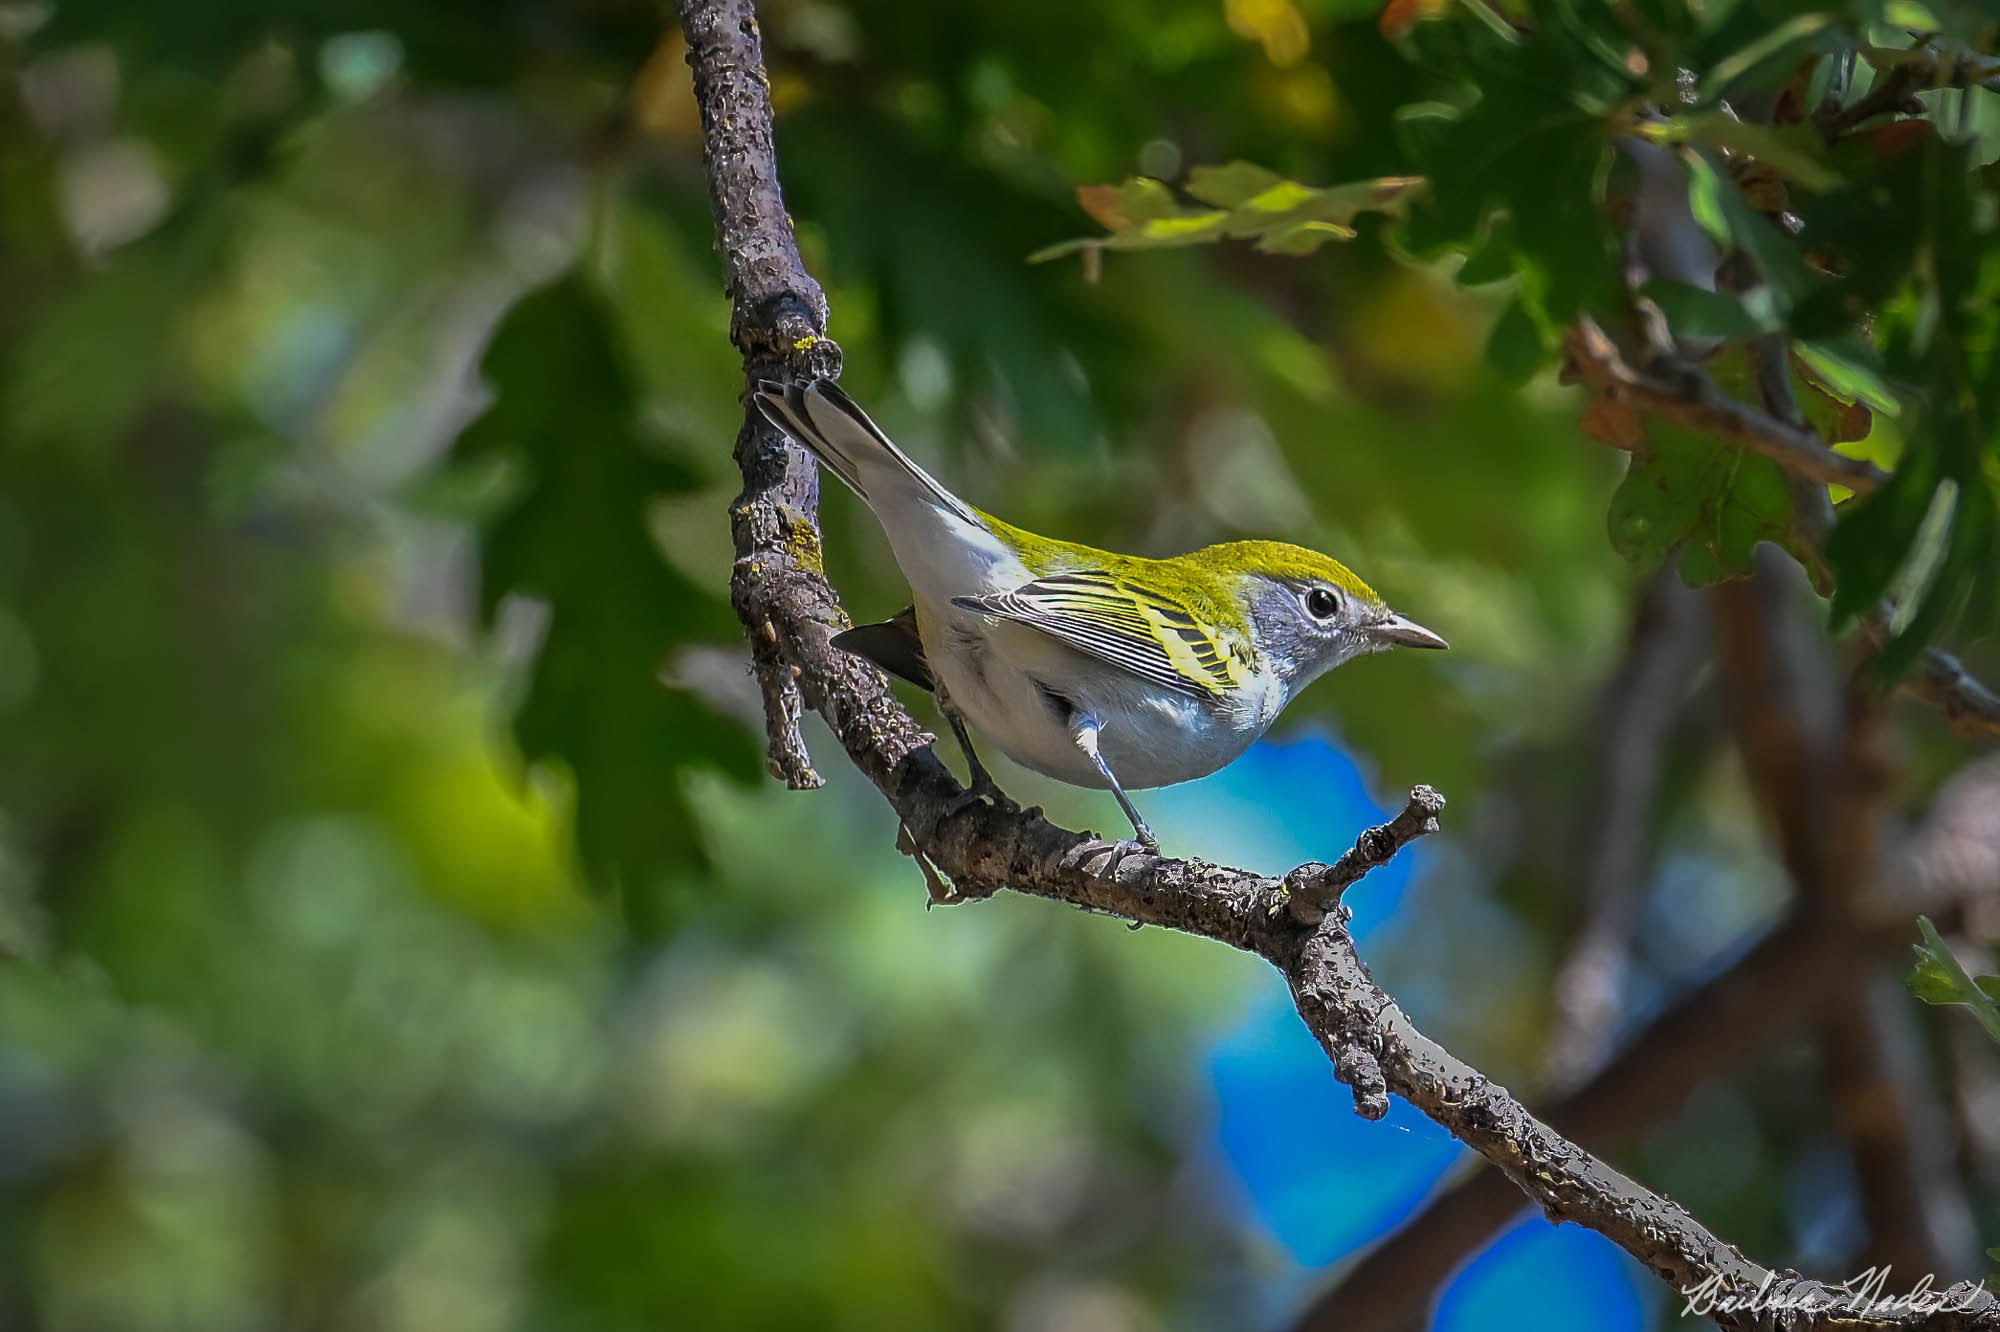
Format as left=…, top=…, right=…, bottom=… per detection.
left=1, top=1, right=1996, bottom=1329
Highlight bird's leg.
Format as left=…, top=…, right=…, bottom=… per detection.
left=1069, top=711, right=1161, bottom=864
left=937, top=685, right=1015, bottom=817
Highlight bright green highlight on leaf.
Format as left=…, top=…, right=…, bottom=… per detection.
left=1906, top=916, right=2000, bottom=1046
left=1642, top=114, right=1842, bottom=193
left=1031, top=162, right=1424, bottom=262
left=1793, top=341, right=1900, bottom=420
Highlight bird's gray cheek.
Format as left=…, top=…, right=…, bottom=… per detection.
left=1326, top=630, right=1372, bottom=672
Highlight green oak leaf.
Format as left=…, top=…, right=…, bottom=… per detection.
left=1641, top=281, right=1777, bottom=341
left=1606, top=421, right=1808, bottom=586
left=1484, top=297, right=1549, bottom=386
left=1657, top=114, right=1842, bottom=194
left=1454, top=217, right=1516, bottom=287
left=1703, top=342, right=1873, bottom=445
left=1031, top=164, right=1423, bottom=262
left=1182, top=161, right=1290, bottom=209
left=1825, top=133, right=2000, bottom=676
left=1392, top=15, right=1635, bottom=379
left=452, top=273, right=757, bottom=917
left=1827, top=447, right=1941, bottom=629
left=1906, top=917, right=2000, bottom=1046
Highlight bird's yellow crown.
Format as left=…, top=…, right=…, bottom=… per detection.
left=982, top=516, right=1383, bottom=637
left=1177, top=540, right=1384, bottom=604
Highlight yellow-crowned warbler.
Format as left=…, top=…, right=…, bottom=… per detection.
left=756, top=380, right=1446, bottom=855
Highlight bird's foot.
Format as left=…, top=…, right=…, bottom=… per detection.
left=1061, top=836, right=1162, bottom=881
left=1130, top=820, right=1161, bottom=856
left=942, top=770, right=1019, bottom=821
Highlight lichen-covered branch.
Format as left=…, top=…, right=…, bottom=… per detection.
left=678, top=3, right=1999, bottom=1328
left=681, top=0, right=843, bottom=788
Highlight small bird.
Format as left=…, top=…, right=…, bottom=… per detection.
left=756, top=380, right=1446, bottom=858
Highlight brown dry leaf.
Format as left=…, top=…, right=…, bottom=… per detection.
left=1581, top=396, right=1647, bottom=450
left=1831, top=399, right=1873, bottom=444
left=1867, top=120, right=1932, bottom=162
left=1378, top=0, right=1446, bottom=40
left=1076, top=184, right=1130, bottom=232
left=1734, top=161, right=1792, bottom=215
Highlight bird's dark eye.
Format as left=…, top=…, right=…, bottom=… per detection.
left=1304, top=587, right=1339, bottom=620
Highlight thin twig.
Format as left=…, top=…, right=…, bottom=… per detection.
left=1563, top=319, right=1890, bottom=494
left=1897, top=638, right=2000, bottom=737
left=1565, top=320, right=2000, bottom=741
left=1811, top=42, right=2000, bottom=139
left=1817, top=61, right=1927, bottom=139
left=1281, top=785, right=1444, bottom=925
left=683, top=0, right=842, bottom=788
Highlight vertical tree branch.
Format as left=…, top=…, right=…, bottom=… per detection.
left=1544, top=572, right=1707, bottom=1087
left=682, top=0, right=844, bottom=788
left=1821, top=977, right=1987, bottom=1279
left=1715, top=552, right=1972, bottom=1278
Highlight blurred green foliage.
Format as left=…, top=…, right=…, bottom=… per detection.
left=2, top=0, right=1997, bottom=1327
left=452, top=273, right=756, bottom=911
left=1052, top=1, right=2000, bottom=677
left=1909, top=916, right=2000, bottom=1044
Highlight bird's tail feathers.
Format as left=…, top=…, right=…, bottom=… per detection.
left=754, top=380, right=977, bottom=525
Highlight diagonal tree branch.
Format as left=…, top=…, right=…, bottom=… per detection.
left=1294, top=752, right=2000, bottom=1332
left=678, top=4, right=2000, bottom=1328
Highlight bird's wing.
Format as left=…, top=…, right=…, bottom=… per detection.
left=832, top=607, right=934, bottom=692
left=953, top=570, right=1245, bottom=700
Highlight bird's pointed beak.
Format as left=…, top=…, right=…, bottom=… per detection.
left=1374, top=613, right=1449, bottom=651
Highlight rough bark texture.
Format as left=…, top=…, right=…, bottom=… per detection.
left=682, top=0, right=845, bottom=789
left=679, top=3, right=2000, bottom=1328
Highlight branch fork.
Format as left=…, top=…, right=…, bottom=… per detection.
left=1281, top=785, right=1446, bottom=926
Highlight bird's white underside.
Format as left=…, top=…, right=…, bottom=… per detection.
left=925, top=602, right=1283, bottom=789
left=879, top=503, right=1285, bottom=790
left=766, top=379, right=1292, bottom=791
